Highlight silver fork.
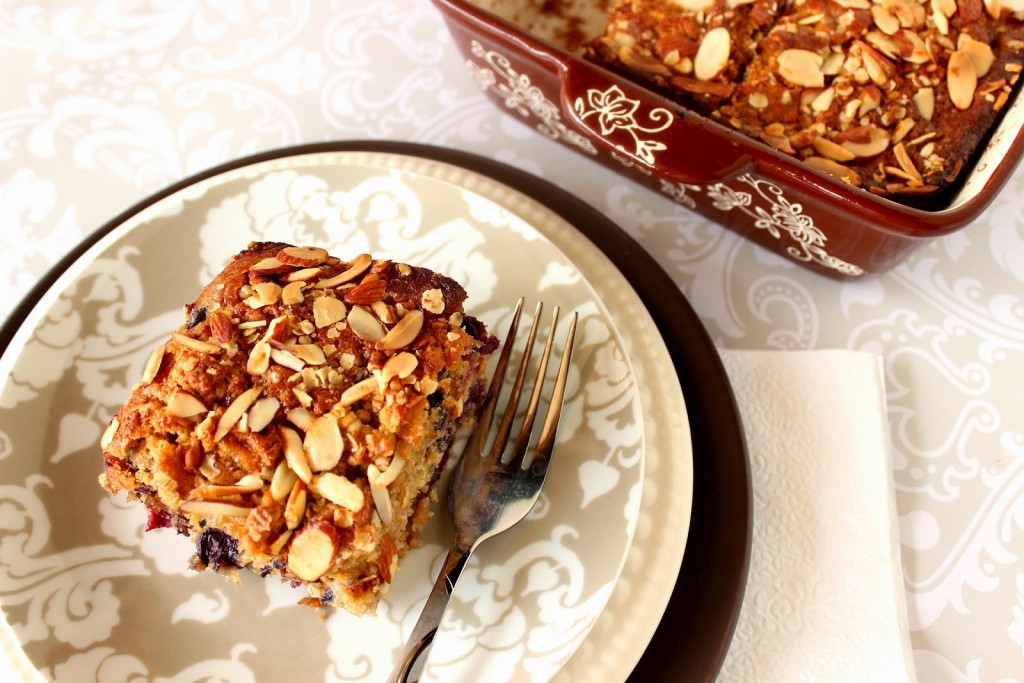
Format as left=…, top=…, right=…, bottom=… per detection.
left=386, top=298, right=578, bottom=683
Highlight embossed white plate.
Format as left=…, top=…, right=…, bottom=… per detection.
left=0, top=148, right=693, bottom=682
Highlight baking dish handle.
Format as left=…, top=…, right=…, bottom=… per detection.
left=559, top=61, right=753, bottom=185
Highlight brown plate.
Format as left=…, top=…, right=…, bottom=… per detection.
left=0, top=141, right=751, bottom=682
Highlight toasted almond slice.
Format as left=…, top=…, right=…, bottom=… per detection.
left=347, top=305, right=385, bottom=341
left=167, top=391, right=208, bottom=418
left=931, top=0, right=957, bottom=18
left=237, top=320, right=267, bottom=330
left=840, top=126, right=891, bottom=158
left=304, top=416, right=343, bottom=471
left=947, top=50, right=978, bottom=110
left=805, top=156, right=863, bottom=185
left=285, top=480, right=308, bottom=530
left=271, top=460, right=299, bottom=502
left=812, top=137, right=857, bottom=162
left=286, top=267, right=322, bottom=283
left=179, top=500, right=254, bottom=516
left=379, top=309, right=424, bottom=350
left=892, top=118, right=916, bottom=144
left=287, top=407, right=313, bottom=432
left=381, top=352, right=418, bottom=384
left=912, top=87, right=935, bottom=120
left=281, top=425, right=312, bottom=484
left=871, top=5, right=900, bottom=34
left=316, top=253, right=372, bottom=289
left=291, top=344, right=326, bottom=366
left=374, top=456, right=406, bottom=488
left=339, top=376, right=378, bottom=408
left=777, top=49, right=824, bottom=88
left=893, top=142, right=923, bottom=180
left=287, top=522, right=339, bottom=581
left=101, top=417, right=120, bottom=450
left=281, top=280, right=306, bottom=306
left=668, top=0, right=715, bottom=9
left=277, top=246, right=329, bottom=268
left=270, top=348, right=305, bottom=372
left=861, top=49, right=891, bottom=86
left=313, top=296, right=347, bottom=328
left=251, top=282, right=282, bottom=307
left=142, top=344, right=165, bottom=383
left=269, top=529, right=293, bottom=555
left=250, top=256, right=291, bottom=273
left=214, top=386, right=263, bottom=442
left=247, top=396, right=280, bottom=433
left=247, top=340, right=271, bottom=375
left=311, top=473, right=365, bottom=511
left=694, top=26, right=731, bottom=81
left=420, top=288, right=445, bottom=315
left=958, top=34, right=995, bottom=77
left=811, top=87, right=835, bottom=112
left=192, top=476, right=263, bottom=500
left=172, top=332, right=221, bottom=354
left=368, top=466, right=393, bottom=526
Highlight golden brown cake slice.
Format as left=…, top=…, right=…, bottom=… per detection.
left=99, top=242, right=498, bottom=615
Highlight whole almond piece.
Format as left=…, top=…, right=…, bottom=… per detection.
left=344, top=278, right=388, bottom=305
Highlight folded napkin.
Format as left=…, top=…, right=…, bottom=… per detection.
left=716, top=350, right=916, bottom=683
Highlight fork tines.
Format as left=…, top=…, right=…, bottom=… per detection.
left=472, top=298, right=577, bottom=471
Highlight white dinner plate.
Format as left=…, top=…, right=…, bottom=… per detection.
left=0, top=148, right=694, bottom=682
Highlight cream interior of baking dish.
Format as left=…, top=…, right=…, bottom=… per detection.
left=464, top=0, right=1024, bottom=212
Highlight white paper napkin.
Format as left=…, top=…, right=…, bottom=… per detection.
left=716, top=349, right=916, bottom=683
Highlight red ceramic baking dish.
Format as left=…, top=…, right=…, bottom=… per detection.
left=432, top=0, right=1024, bottom=279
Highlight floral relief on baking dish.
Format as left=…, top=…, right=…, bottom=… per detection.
left=462, top=43, right=863, bottom=278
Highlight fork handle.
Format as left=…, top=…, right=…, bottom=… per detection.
left=387, top=543, right=471, bottom=683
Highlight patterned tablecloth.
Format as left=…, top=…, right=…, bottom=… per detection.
left=2, top=2, right=1022, bottom=681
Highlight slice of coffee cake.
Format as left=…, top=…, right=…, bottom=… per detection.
left=99, top=242, right=498, bottom=614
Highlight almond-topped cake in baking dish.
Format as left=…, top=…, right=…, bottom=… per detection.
left=99, top=242, right=498, bottom=615
left=585, top=0, right=1024, bottom=202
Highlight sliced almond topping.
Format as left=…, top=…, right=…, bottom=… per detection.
left=269, top=528, right=293, bottom=555
left=811, top=87, right=835, bottom=112
left=142, top=344, right=165, bottom=383
left=420, top=288, right=445, bottom=315
left=172, top=332, right=221, bottom=354
left=167, top=391, right=208, bottom=418
left=371, top=301, right=395, bottom=324
left=777, top=49, right=825, bottom=88
left=247, top=340, right=271, bottom=375
left=101, top=417, right=120, bottom=450
left=667, top=0, right=715, bottom=10
left=339, top=376, right=378, bottom=408
left=313, top=296, right=347, bottom=328
left=304, top=416, right=343, bottom=471
left=347, top=305, right=385, bottom=342
left=892, top=118, right=916, bottom=144
left=834, top=0, right=871, bottom=7
left=693, top=26, right=731, bottom=81
left=871, top=5, right=900, bottom=34
left=344, top=278, right=388, bottom=305
left=270, top=460, right=299, bottom=502
left=913, top=87, right=935, bottom=120
left=381, top=352, right=418, bottom=385
left=812, top=137, right=857, bottom=162
left=286, top=521, right=339, bottom=581
left=958, top=35, right=995, bottom=77
left=245, top=282, right=281, bottom=309
left=281, top=280, right=306, bottom=306
left=947, top=50, right=978, bottom=110
left=247, top=396, right=280, bottom=433
left=379, top=309, right=424, bottom=350
left=368, top=465, right=393, bottom=526
left=250, top=256, right=291, bottom=274
left=192, top=477, right=263, bottom=501
left=281, top=425, right=312, bottom=484
left=270, top=348, right=305, bottom=372
left=214, top=387, right=263, bottom=442
left=860, top=48, right=891, bottom=86
left=805, top=156, right=863, bottom=186
left=179, top=500, right=254, bottom=516
left=277, top=246, right=329, bottom=268
left=840, top=126, right=891, bottom=158
left=311, top=473, right=365, bottom=511
left=285, top=480, right=307, bottom=530
left=821, top=50, right=845, bottom=76
left=285, top=267, right=322, bottom=283
left=931, top=0, right=957, bottom=18
left=291, top=344, right=326, bottom=366
left=287, top=407, right=313, bottom=432
left=316, top=253, right=372, bottom=289
left=893, top=142, right=923, bottom=180
left=375, top=456, right=406, bottom=487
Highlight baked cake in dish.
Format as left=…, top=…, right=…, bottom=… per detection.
left=585, top=0, right=1024, bottom=201
left=99, top=242, right=498, bottom=615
